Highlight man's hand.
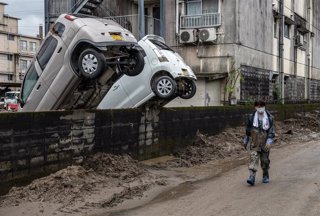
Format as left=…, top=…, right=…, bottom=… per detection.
left=265, top=138, right=273, bottom=151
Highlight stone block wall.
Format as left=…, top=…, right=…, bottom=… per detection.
left=0, top=104, right=319, bottom=191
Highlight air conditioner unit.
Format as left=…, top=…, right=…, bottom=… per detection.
left=296, top=34, right=304, bottom=46
left=199, top=28, right=217, bottom=43
left=179, top=29, right=197, bottom=44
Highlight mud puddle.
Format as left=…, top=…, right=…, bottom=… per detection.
left=108, top=156, right=247, bottom=216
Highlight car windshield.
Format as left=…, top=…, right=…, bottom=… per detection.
left=36, top=35, right=58, bottom=70
left=149, top=39, right=174, bottom=52
left=21, top=63, right=39, bottom=104
left=5, top=93, right=18, bottom=99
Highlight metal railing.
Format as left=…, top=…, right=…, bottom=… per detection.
left=106, top=14, right=161, bottom=39
left=180, top=13, right=221, bottom=29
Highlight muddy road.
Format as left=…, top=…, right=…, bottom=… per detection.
left=1, top=111, right=320, bottom=216
left=108, top=140, right=320, bottom=216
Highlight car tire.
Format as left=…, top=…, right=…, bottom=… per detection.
left=120, top=49, right=145, bottom=76
left=78, top=48, right=106, bottom=79
left=152, top=76, right=177, bottom=99
left=179, top=79, right=197, bottom=99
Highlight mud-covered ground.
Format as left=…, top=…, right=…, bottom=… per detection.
left=0, top=111, right=319, bottom=216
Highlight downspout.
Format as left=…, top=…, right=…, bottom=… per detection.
left=279, top=0, right=284, bottom=104
left=160, top=0, right=165, bottom=38
left=138, top=0, right=145, bottom=40
left=307, top=0, right=312, bottom=102
left=176, top=0, right=179, bottom=37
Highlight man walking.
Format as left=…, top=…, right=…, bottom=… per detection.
left=243, top=101, right=275, bottom=186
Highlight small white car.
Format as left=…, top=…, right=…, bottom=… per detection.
left=97, top=35, right=197, bottom=109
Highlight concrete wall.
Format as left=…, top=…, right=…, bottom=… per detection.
left=1, top=104, right=320, bottom=190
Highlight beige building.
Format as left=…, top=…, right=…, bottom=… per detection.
left=0, top=2, right=41, bottom=93
left=46, top=0, right=320, bottom=105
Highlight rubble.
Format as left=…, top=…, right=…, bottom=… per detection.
left=1, top=110, right=319, bottom=214
left=0, top=153, right=165, bottom=209
left=154, top=110, right=320, bottom=168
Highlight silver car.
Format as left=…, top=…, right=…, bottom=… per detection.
left=97, top=35, right=197, bottom=109
left=19, top=14, right=145, bottom=111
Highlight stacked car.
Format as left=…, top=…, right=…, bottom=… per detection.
left=19, top=14, right=196, bottom=112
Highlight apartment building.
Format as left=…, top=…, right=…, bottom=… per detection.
left=0, top=2, right=41, bottom=92
left=46, top=0, right=320, bottom=106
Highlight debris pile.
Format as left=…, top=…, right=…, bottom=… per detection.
left=82, top=153, right=147, bottom=184
left=156, top=110, right=320, bottom=168
left=0, top=153, right=165, bottom=208
left=158, top=127, right=245, bottom=168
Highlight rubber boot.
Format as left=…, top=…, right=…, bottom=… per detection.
left=247, top=170, right=256, bottom=186
left=262, top=170, right=269, bottom=183
left=247, top=175, right=255, bottom=186
left=262, top=176, right=269, bottom=183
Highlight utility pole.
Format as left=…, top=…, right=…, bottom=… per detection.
left=138, top=0, right=145, bottom=40
left=279, top=0, right=285, bottom=104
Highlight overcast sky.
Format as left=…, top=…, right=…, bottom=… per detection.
left=1, top=0, right=44, bottom=37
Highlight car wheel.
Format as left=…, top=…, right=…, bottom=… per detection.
left=179, top=79, right=197, bottom=99
left=78, top=48, right=106, bottom=79
left=152, top=76, right=177, bottom=99
left=120, top=49, right=145, bottom=76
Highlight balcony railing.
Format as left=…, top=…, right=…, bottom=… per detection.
left=106, top=15, right=161, bottom=39
left=180, top=13, right=221, bottom=29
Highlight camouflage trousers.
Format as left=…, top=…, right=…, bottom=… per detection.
left=248, top=150, right=270, bottom=177
left=248, top=129, right=270, bottom=177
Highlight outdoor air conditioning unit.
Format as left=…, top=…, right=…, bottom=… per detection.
left=179, top=29, right=197, bottom=44
left=199, top=28, right=217, bottom=43
left=296, top=34, right=304, bottom=46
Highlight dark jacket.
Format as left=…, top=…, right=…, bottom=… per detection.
left=245, top=110, right=275, bottom=139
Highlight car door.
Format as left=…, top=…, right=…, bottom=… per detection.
left=20, top=62, right=49, bottom=111
left=97, top=79, right=133, bottom=109
left=37, top=33, right=68, bottom=88
left=120, top=43, right=154, bottom=106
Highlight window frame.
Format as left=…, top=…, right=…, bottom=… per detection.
left=20, top=59, right=28, bottom=73
left=186, top=0, right=202, bottom=15
left=36, top=35, right=58, bottom=71
left=7, top=34, right=14, bottom=41
left=273, top=17, right=278, bottom=38
left=7, top=54, right=13, bottom=61
left=20, top=40, right=27, bottom=51
left=8, top=74, right=13, bottom=81
left=284, top=23, right=290, bottom=39
left=29, top=42, right=37, bottom=52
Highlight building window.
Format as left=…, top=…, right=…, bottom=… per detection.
left=7, top=34, right=14, bottom=41
left=187, top=0, right=202, bottom=15
left=202, top=0, right=219, bottom=13
left=29, top=42, right=37, bottom=52
left=8, top=74, right=13, bottom=81
left=284, top=23, right=290, bottom=39
left=20, top=59, right=28, bottom=73
left=19, top=73, right=25, bottom=80
left=20, top=40, right=27, bottom=51
left=7, top=55, right=13, bottom=61
left=274, top=17, right=278, bottom=38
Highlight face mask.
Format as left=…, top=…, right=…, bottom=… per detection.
left=257, top=107, right=265, bottom=113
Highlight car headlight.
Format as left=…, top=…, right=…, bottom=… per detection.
left=153, top=49, right=169, bottom=62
